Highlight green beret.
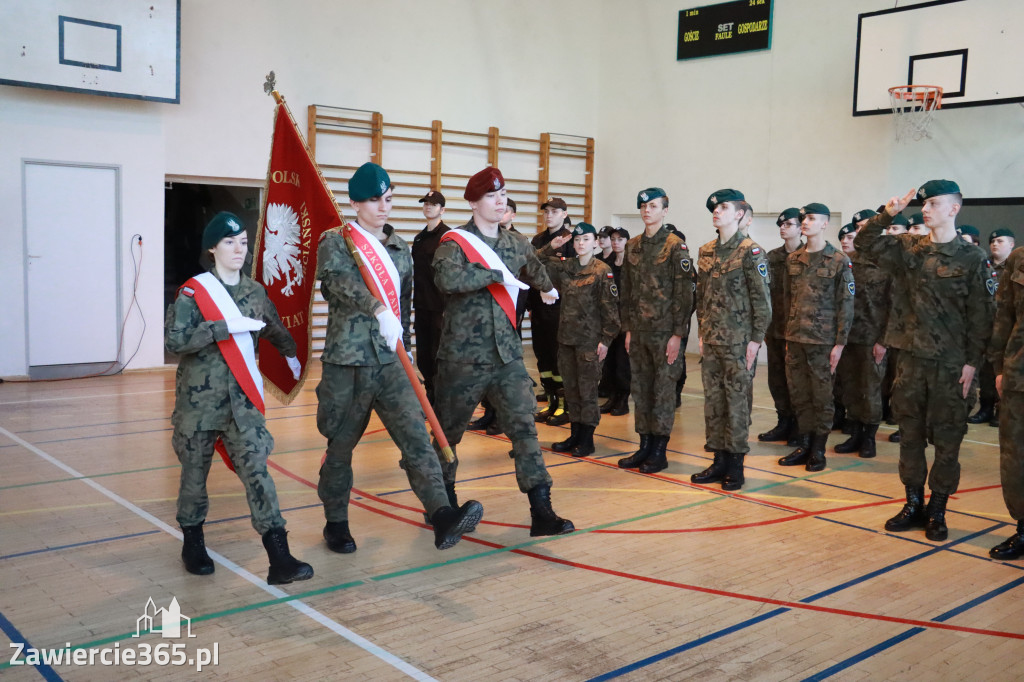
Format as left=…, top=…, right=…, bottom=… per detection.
left=852, top=209, right=877, bottom=223
left=573, top=222, right=597, bottom=236
left=202, top=211, right=245, bottom=251
left=800, top=202, right=830, bottom=219
left=958, top=225, right=980, bottom=239
left=706, top=188, right=745, bottom=212
left=349, top=162, right=391, bottom=202
left=908, top=212, right=925, bottom=226
left=917, top=179, right=961, bottom=201
left=636, top=187, right=667, bottom=209
left=890, top=214, right=910, bottom=227
left=990, top=228, right=1016, bottom=242
left=776, top=207, right=801, bottom=226
left=838, top=223, right=855, bottom=238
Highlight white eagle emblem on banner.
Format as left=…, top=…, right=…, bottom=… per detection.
left=263, top=202, right=304, bottom=296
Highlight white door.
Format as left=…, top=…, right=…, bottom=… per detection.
left=25, top=162, right=120, bottom=367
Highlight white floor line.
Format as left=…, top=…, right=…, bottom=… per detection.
left=0, top=425, right=435, bottom=682
left=0, top=388, right=175, bottom=406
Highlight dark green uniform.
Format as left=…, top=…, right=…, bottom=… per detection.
left=165, top=271, right=296, bottom=535
left=783, top=243, right=855, bottom=435
left=989, top=248, right=1024, bottom=519
left=855, top=213, right=995, bottom=494
left=431, top=220, right=557, bottom=492
left=696, top=231, right=771, bottom=453
left=315, top=226, right=449, bottom=523
left=765, top=244, right=797, bottom=419
left=620, top=226, right=696, bottom=436
left=836, top=251, right=891, bottom=424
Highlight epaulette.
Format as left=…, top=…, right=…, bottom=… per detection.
left=318, top=226, right=343, bottom=243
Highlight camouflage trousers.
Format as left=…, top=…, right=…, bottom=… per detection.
left=999, top=390, right=1024, bottom=520
left=892, top=354, right=968, bottom=495
left=558, top=343, right=604, bottom=427
left=434, top=359, right=553, bottom=493
left=836, top=343, right=885, bottom=425
left=629, top=330, right=685, bottom=437
left=172, top=423, right=284, bottom=535
left=785, top=341, right=834, bottom=435
left=316, top=362, right=449, bottom=523
left=701, top=342, right=755, bottom=454
left=765, top=336, right=792, bottom=417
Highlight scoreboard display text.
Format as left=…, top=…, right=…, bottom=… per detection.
left=677, top=0, right=773, bottom=60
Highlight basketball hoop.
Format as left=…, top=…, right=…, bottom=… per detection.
left=889, top=85, right=942, bottom=142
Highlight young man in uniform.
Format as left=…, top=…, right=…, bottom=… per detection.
left=411, top=190, right=449, bottom=405
left=692, top=189, right=771, bottom=490
left=616, top=187, right=696, bottom=474
left=777, top=203, right=855, bottom=472
left=855, top=180, right=995, bottom=540
left=432, top=167, right=574, bottom=537
left=970, top=228, right=1016, bottom=425
left=315, top=163, right=483, bottom=554
left=600, top=227, right=632, bottom=416
left=758, top=208, right=803, bottom=445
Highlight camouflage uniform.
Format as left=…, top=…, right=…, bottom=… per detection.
left=620, top=225, right=696, bottom=436
left=855, top=213, right=995, bottom=494
left=765, top=244, right=797, bottom=419
left=696, top=231, right=771, bottom=453
left=975, top=257, right=1008, bottom=415
left=991, top=248, right=1024, bottom=520
left=165, top=271, right=295, bottom=535
left=836, top=251, right=891, bottom=424
left=315, top=226, right=449, bottom=523
left=783, top=243, right=855, bottom=435
left=431, top=219, right=556, bottom=492
left=540, top=247, right=620, bottom=426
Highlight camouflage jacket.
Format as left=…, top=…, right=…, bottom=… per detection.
left=856, top=212, right=995, bottom=367
left=433, top=219, right=553, bottom=364
left=846, top=250, right=891, bottom=347
left=696, top=230, right=772, bottom=346
left=783, top=242, right=855, bottom=346
left=539, top=247, right=621, bottom=348
left=317, top=225, right=412, bottom=367
left=990, top=247, right=1024, bottom=388
left=881, top=273, right=913, bottom=350
left=620, top=225, right=695, bottom=336
left=165, top=271, right=296, bottom=434
left=766, top=243, right=800, bottom=340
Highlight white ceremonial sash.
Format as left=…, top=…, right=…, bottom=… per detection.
left=347, top=222, right=402, bottom=318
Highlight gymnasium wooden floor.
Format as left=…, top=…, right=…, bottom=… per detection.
left=1, top=355, right=1021, bottom=681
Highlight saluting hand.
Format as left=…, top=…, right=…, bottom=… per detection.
left=885, top=188, right=918, bottom=216
left=550, top=233, right=573, bottom=250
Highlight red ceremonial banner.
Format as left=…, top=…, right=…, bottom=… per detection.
left=252, top=98, right=344, bottom=404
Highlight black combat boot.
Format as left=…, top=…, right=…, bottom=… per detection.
left=323, top=520, right=357, bottom=554
left=924, top=492, right=950, bottom=541
left=990, top=404, right=1000, bottom=427
left=618, top=435, right=651, bottom=469
left=639, top=436, right=669, bottom=474
left=884, top=486, right=926, bottom=532
left=485, top=420, right=502, bottom=436
left=552, top=423, right=581, bottom=452
left=571, top=424, right=596, bottom=457
left=690, top=451, right=727, bottom=484
left=859, top=423, right=878, bottom=459
left=786, top=419, right=802, bottom=447
left=888, top=429, right=901, bottom=443
left=467, top=402, right=495, bottom=431
left=990, top=520, right=1024, bottom=560
left=535, top=392, right=558, bottom=422
left=805, top=432, right=828, bottom=472
left=832, top=403, right=847, bottom=431
left=758, top=413, right=793, bottom=442
left=431, top=500, right=484, bottom=549
left=967, top=401, right=994, bottom=424
left=721, top=453, right=745, bottom=491
left=262, top=528, right=314, bottom=585
left=610, top=392, right=630, bottom=416
left=181, top=524, right=215, bottom=576
left=778, top=434, right=811, bottom=466
left=600, top=394, right=617, bottom=414
left=527, top=485, right=575, bottom=536
left=833, top=422, right=863, bottom=453
left=546, top=393, right=570, bottom=426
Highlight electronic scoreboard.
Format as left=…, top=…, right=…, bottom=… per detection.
left=677, top=0, right=773, bottom=60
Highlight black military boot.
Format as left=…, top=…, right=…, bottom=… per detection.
left=552, top=423, right=580, bottom=452
left=888, top=429, right=901, bottom=443
left=758, top=413, right=792, bottom=442
left=323, top=520, right=357, bottom=554
left=262, top=528, right=314, bottom=585
left=535, top=392, right=557, bottom=422
left=786, top=419, right=802, bottom=447
left=805, top=432, right=828, bottom=472
left=990, top=404, right=1000, bottom=427
left=833, top=422, right=863, bottom=453
left=778, top=434, right=810, bottom=466
left=571, top=424, right=596, bottom=457
left=884, top=486, right=926, bottom=532
left=832, top=403, right=847, bottom=431
left=924, top=492, right=950, bottom=541
left=990, top=520, right=1024, bottom=560
left=639, top=436, right=669, bottom=474
left=618, top=435, right=651, bottom=469
left=181, top=524, right=215, bottom=576
left=527, top=485, right=575, bottom=536
left=546, top=393, right=570, bottom=426
left=721, top=453, right=745, bottom=491
left=467, top=402, right=495, bottom=431
left=967, top=401, right=994, bottom=424
left=431, top=500, right=484, bottom=550
left=690, top=451, right=727, bottom=484
left=859, top=423, right=878, bottom=459
left=600, top=394, right=617, bottom=414
left=610, top=392, right=630, bottom=416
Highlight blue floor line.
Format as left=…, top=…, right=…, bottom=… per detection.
left=0, top=610, right=64, bottom=681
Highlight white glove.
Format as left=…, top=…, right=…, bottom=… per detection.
left=226, top=317, right=266, bottom=334
left=407, top=351, right=414, bottom=365
left=540, top=288, right=559, bottom=305
left=374, top=308, right=403, bottom=351
left=501, top=270, right=530, bottom=290
left=286, top=356, right=301, bottom=380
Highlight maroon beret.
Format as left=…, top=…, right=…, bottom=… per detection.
left=464, top=167, right=505, bottom=201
